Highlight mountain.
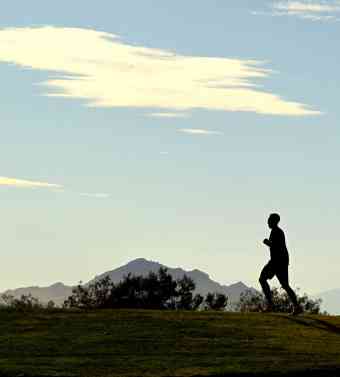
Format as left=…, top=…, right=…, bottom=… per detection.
left=3, top=282, right=73, bottom=306
left=90, top=258, right=256, bottom=304
left=315, top=289, right=340, bottom=315
left=2, top=258, right=256, bottom=307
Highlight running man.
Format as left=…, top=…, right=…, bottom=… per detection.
left=259, top=213, right=302, bottom=315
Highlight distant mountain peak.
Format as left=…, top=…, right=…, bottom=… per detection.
left=189, top=269, right=210, bottom=279
left=127, top=258, right=161, bottom=266
left=91, top=258, right=255, bottom=305
left=50, top=282, right=66, bottom=288
left=127, top=257, right=148, bottom=264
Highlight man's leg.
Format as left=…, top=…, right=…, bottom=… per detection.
left=259, top=262, right=275, bottom=307
left=283, top=284, right=298, bottom=306
left=277, top=267, right=299, bottom=307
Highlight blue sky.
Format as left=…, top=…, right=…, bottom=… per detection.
left=1, top=0, right=339, bottom=294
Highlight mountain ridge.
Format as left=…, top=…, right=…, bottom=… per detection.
left=2, top=258, right=256, bottom=307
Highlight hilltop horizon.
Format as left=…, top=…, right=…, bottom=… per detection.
left=3, top=256, right=338, bottom=313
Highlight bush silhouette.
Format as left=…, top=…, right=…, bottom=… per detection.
left=204, top=292, right=228, bottom=311
left=236, top=288, right=325, bottom=314
left=0, top=293, right=56, bottom=312
left=64, top=267, right=228, bottom=311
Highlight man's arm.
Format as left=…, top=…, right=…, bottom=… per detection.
left=264, top=228, right=284, bottom=249
left=263, top=238, right=271, bottom=247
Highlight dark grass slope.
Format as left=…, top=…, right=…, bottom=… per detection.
left=0, top=310, right=339, bottom=377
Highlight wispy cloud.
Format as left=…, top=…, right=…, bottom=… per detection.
left=256, top=1, right=340, bottom=21
left=148, top=112, right=189, bottom=118
left=275, top=1, right=340, bottom=13
left=178, top=128, right=223, bottom=136
left=0, top=176, right=110, bottom=199
left=0, top=176, right=62, bottom=188
left=0, top=26, right=319, bottom=116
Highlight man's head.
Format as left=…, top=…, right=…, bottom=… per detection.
left=268, top=213, right=280, bottom=229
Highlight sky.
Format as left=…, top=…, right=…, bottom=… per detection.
left=0, top=0, right=339, bottom=294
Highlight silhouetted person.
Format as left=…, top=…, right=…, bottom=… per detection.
left=259, top=213, right=302, bottom=315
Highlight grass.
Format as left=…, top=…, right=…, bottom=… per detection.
left=0, top=309, right=340, bottom=376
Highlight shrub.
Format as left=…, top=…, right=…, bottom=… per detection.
left=236, top=288, right=325, bottom=314
left=204, top=293, right=228, bottom=311
left=1, top=293, right=47, bottom=312
left=64, top=268, right=229, bottom=311
left=64, top=268, right=191, bottom=310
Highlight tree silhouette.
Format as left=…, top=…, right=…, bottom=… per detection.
left=63, top=268, right=229, bottom=311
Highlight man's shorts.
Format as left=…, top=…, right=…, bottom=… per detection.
left=260, top=260, right=289, bottom=287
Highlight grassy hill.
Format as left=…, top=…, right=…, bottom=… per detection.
left=0, top=310, right=339, bottom=377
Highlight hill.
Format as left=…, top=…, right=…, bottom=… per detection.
left=2, top=258, right=255, bottom=306
left=0, top=309, right=339, bottom=376
left=3, top=282, right=73, bottom=306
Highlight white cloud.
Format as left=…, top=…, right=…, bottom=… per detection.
left=0, top=176, right=110, bottom=199
left=178, top=128, right=223, bottom=136
left=265, top=1, right=340, bottom=21
left=0, top=176, right=62, bottom=189
left=148, top=112, right=189, bottom=118
left=274, top=1, right=340, bottom=13
left=0, top=26, right=320, bottom=116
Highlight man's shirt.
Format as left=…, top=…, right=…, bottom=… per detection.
left=269, top=227, right=289, bottom=265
